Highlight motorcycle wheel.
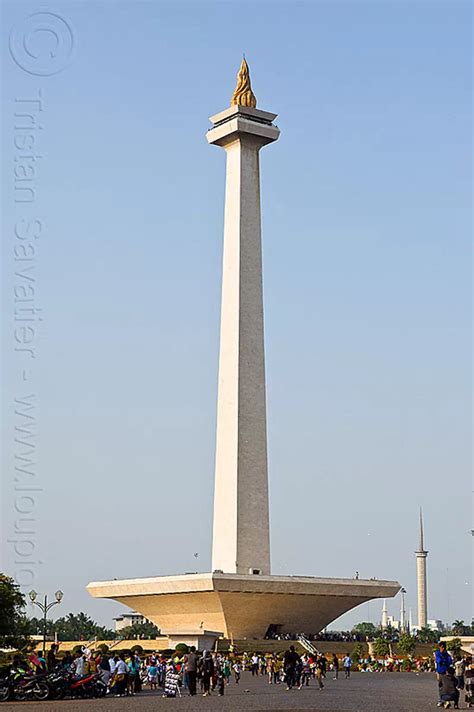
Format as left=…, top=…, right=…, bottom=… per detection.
left=52, top=686, right=66, bottom=700
left=0, top=684, right=11, bottom=702
left=32, top=681, right=50, bottom=701
left=13, top=686, right=27, bottom=701
left=94, top=683, right=107, bottom=698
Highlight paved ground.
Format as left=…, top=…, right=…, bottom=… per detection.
left=0, top=672, right=454, bottom=711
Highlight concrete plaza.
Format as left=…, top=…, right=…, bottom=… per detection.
left=1, top=672, right=444, bottom=711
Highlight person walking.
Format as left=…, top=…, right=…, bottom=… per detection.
left=126, top=653, right=138, bottom=695
left=299, top=655, right=311, bottom=688
left=283, top=645, right=300, bottom=690
left=184, top=646, right=199, bottom=696
left=251, top=654, right=259, bottom=676
left=232, top=660, right=241, bottom=684
left=133, top=652, right=142, bottom=693
left=315, top=654, right=325, bottom=689
left=114, top=654, right=129, bottom=697
left=343, top=653, right=352, bottom=679
left=223, top=657, right=232, bottom=685
left=332, top=653, right=339, bottom=680
left=268, top=657, right=276, bottom=685
left=200, top=650, right=214, bottom=697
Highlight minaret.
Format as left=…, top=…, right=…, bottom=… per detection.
left=207, top=60, right=280, bottom=575
left=400, top=587, right=406, bottom=632
left=381, top=599, right=388, bottom=629
left=415, top=508, right=428, bottom=628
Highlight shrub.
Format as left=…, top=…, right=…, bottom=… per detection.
left=444, top=639, right=462, bottom=659
left=372, top=637, right=390, bottom=658
left=351, top=643, right=364, bottom=667
left=175, top=643, right=189, bottom=655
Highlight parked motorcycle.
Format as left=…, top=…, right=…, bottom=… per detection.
left=47, top=667, right=106, bottom=699
left=0, top=668, right=50, bottom=702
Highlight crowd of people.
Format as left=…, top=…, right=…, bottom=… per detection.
left=8, top=639, right=473, bottom=706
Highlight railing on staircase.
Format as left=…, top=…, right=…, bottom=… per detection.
left=297, top=634, right=320, bottom=655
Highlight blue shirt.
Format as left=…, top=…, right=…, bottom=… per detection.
left=435, top=650, right=453, bottom=674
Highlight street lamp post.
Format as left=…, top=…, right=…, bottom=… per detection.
left=29, top=590, right=63, bottom=658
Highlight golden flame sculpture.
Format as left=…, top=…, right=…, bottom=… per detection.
left=230, top=58, right=257, bottom=108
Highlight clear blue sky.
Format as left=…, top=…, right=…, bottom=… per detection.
left=1, top=0, right=471, bottom=630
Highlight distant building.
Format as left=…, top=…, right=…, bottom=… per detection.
left=114, top=611, right=150, bottom=632
left=428, top=619, right=445, bottom=632
left=386, top=615, right=401, bottom=631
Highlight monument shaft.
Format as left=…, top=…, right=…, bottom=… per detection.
left=87, top=61, right=402, bottom=640
left=208, top=103, right=279, bottom=576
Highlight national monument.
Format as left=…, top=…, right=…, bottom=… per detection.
left=88, top=60, right=400, bottom=643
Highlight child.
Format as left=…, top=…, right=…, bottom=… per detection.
left=147, top=662, right=158, bottom=690
left=232, top=660, right=241, bottom=684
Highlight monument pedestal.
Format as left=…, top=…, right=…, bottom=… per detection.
left=88, top=572, right=400, bottom=640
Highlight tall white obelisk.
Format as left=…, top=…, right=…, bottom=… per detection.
left=415, top=508, right=428, bottom=628
left=207, top=60, right=279, bottom=576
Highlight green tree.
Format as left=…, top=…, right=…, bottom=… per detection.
left=118, top=622, right=160, bottom=639
left=397, top=633, right=416, bottom=657
left=416, top=627, right=439, bottom=644
left=452, top=620, right=466, bottom=636
left=53, top=612, right=114, bottom=641
left=372, top=637, right=390, bottom=657
left=0, top=574, right=31, bottom=650
left=445, top=638, right=463, bottom=659
left=25, top=617, right=56, bottom=637
left=351, top=642, right=364, bottom=665
left=352, top=622, right=377, bottom=640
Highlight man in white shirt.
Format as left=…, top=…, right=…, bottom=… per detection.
left=251, top=654, right=259, bottom=676
left=71, top=651, right=85, bottom=678
left=109, top=656, right=118, bottom=675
